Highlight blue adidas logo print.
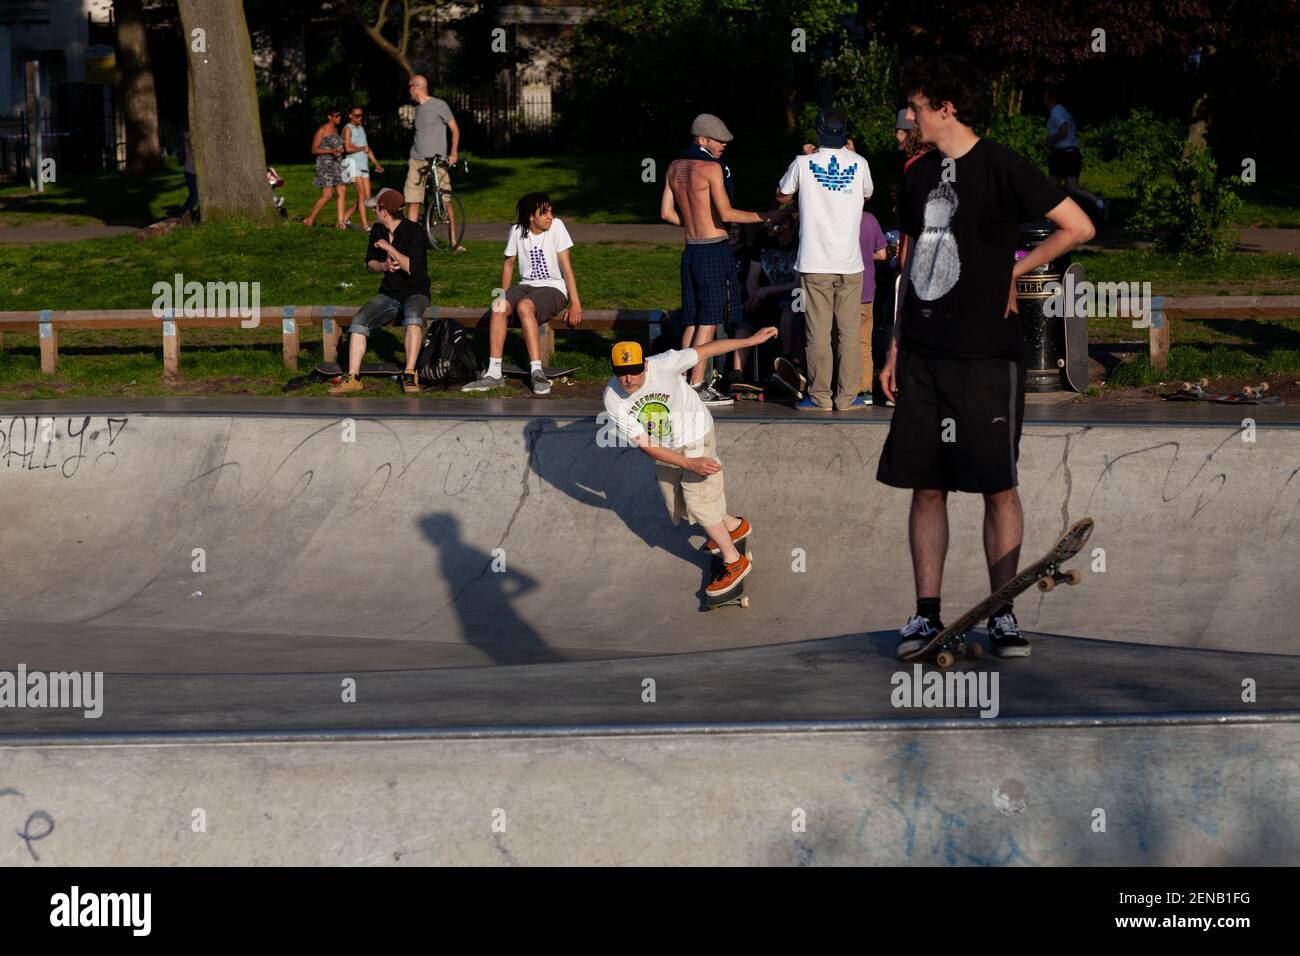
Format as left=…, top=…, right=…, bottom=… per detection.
left=810, top=155, right=857, bottom=192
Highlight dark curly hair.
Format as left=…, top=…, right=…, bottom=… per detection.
left=900, top=56, right=988, bottom=130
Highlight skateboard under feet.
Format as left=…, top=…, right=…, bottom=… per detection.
left=903, top=517, right=1094, bottom=668
left=703, top=538, right=751, bottom=611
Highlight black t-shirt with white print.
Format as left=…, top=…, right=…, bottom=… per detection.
left=899, top=138, right=1064, bottom=361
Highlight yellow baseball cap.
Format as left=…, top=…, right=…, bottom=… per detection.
left=611, top=341, right=645, bottom=374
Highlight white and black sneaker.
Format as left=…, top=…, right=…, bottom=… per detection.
left=698, top=386, right=734, bottom=407
left=896, top=614, right=942, bottom=660
left=988, top=611, right=1030, bottom=658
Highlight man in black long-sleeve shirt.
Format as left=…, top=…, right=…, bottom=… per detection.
left=330, top=187, right=430, bottom=394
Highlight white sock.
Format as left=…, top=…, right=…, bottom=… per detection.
left=487, top=357, right=502, bottom=377
left=529, top=360, right=542, bottom=373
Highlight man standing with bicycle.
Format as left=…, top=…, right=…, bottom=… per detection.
left=405, top=74, right=464, bottom=252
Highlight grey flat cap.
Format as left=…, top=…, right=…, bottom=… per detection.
left=895, top=109, right=915, bottom=131
left=690, top=113, right=733, bottom=142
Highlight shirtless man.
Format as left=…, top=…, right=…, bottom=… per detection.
left=660, top=114, right=768, bottom=406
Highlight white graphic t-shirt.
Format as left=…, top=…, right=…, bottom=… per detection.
left=1046, top=104, right=1078, bottom=149
left=504, top=218, right=574, bottom=296
left=602, top=350, right=712, bottom=452
left=777, top=148, right=874, bottom=274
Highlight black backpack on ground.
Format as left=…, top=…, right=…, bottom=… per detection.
left=417, top=318, right=478, bottom=390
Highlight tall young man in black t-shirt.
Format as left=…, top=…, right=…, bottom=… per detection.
left=877, top=58, right=1095, bottom=659
left=329, top=187, right=431, bottom=395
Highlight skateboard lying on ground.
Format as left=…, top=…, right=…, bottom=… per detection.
left=703, top=538, right=751, bottom=611
left=314, top=361, right=405, bottom=378
left=729, top=383, right=765, bottom=401
left=902, top=517, right=1094, bottom=668
left=1157, top=380, right=1283, bottom=405
left=500, top=364, right=579, bottom=384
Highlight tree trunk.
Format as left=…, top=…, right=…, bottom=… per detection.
left=177, top=0, right=276, bottom=224
left=116, top=0, right=163, bottom=174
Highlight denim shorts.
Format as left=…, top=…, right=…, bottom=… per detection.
left=348, top=293, right=429, bottom=334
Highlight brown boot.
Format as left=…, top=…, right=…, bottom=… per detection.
left=401, top=370, right=420, bottom=394
left=328, top=374, right=363, bottom=395
left=703, top=517, right=752, bottom=554
left=706, top=554, right=752, bottom=597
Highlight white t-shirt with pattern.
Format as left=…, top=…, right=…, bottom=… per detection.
left=504, top=219, right=573, bottom=296
left=602, top=350, right=712, bottom=452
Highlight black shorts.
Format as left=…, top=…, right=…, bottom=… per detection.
left=876, top=349, right=1026, bottom=493
left=1048, top=147, right=1083, bottom=179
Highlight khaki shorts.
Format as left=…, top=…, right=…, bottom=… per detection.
left=404, top=157, right=449, bottom=205
left=655, top=428, right=728, bottom=527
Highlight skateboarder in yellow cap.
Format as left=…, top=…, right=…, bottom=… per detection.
left=602, top=330, right=777, bottom=596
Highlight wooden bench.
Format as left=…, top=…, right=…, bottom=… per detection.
left=0, top=307, right=669, bottom=380
left=1146, top=296, right=1300, bottom=372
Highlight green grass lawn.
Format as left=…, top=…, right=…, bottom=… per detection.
left=0, top=221, right=680, bottom=311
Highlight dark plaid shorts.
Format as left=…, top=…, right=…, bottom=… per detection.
left=681, top=239, right=743, bottom=328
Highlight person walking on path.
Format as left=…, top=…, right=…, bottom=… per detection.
left=340, top=106, right=385, bottom=231
left=304, top=107, right=348, bottom=229
left=775, top=108, right=874, bottom=411
left=661, top=113, right=770, bottom=407
left=601, top=329, right=778, bottom=598
left=878, top=57, right=1095, bottom=660
left=462, top=193, right=585, bottom=397
left=404, top=74, right=464, bottom=250
left=328, top=188, right=430, bottom=395
left=1043, top=87, right=1107, bottom=220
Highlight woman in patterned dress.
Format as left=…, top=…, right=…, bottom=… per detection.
left=303, top=107, right=347, bottom=228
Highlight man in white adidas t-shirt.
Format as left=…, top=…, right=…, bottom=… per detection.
left=602, top=328, right=777, bottom=598
left=776, top=108, right=874, bottom=411
left=463, top=192, right=584, bottom=396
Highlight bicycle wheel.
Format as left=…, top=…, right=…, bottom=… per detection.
left=425, top=189, right=465, bottom=251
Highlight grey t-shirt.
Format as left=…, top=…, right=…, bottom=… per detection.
left=410, top=97, right=454, bottom=160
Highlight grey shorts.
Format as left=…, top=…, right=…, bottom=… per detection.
left=348, top=293, right=429, bottom=335
left=497, top=285, right=568, bottom=325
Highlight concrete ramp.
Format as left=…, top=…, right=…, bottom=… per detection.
left=1, top=405, right=1297, bottom=865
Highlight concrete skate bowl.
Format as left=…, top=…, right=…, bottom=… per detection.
left=1, top=409, right=1299, bottom=735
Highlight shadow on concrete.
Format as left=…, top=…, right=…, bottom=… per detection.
left=524, top=417, right=706, bottom=570
left=416, top=512, right=561, bottom=664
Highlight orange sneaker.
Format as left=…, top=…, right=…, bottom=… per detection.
left=706, top=554, right=751, bottom=597
left=328, top=374, right=363, bottom=395
left=703, top=517, right=752, bottom=554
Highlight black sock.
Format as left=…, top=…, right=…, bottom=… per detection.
left=917, top=597, right=941, bottom=624
left=991, top=603, right=1014, bottom=620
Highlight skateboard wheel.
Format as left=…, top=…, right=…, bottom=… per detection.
left=739, top=595, right=750, bottom=608
left=1037, top=576, right=1055, bottom=592
left=1066, top=569, right=1082, bottom=585
left=967, top=642, right=983, bottom=659
left=935, top=650, right=955, bottom=669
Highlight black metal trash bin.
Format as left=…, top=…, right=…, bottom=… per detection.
left=1016, top=220, right=1079, bottom=392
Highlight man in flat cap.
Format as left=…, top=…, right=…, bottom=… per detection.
left=661, top=114, right=769, bottom=407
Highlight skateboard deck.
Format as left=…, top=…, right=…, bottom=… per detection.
left=729, top=382, right=765, bottom=401
left=1158, top=380, right=1282, bottom=405
left=703, top=538, right=751, bottom=611
left=501, top=364, right=579, bottom=382
left=1061, top=263, right=1089, bottom=392
left=314, top=362, right=404, bottom=378
left=903, top=517, right=1095, bottom=667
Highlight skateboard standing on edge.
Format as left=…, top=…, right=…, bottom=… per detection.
left=903, top=517, right=1094, bottom=668
left=704, top=538, right=751, bottom=611
left=1060, top=263, right=1089, bottom=392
